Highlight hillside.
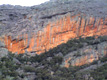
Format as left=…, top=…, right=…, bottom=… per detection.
left=0, top=0, right=107, bottom=54
left=0, top=36, right=107, bottom=80
left=0, top=0, right=107, bottom=80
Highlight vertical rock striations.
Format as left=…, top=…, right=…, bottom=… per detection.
left=0, top=0, right=107, bottom=67
left=4, top=14, right=107, bottom=54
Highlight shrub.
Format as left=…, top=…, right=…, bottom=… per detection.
left=100, top=56, right=107, bottom=62
left=73, top=52, right=81, bottom=57
left=24, top=66, right=35, bottom=72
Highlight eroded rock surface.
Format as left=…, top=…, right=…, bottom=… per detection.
left=62, top=41, right=107, bottom=67
left=0, top=0, right=107, bottom=55
left=0, top=41, right=8, bottom=58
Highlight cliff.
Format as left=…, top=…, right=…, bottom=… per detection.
left=63, top=41, right=107, bottom=67
left=4, top=14, right=107, bottom=54
left=0, top=0, right=107, bottom=66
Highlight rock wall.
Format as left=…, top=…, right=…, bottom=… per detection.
left=63, top=42, right=107, bottom=68
left=0, top=40, right=8, bottom=58
left=3, top=14, right=107, bottom=54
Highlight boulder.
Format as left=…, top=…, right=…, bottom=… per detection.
left=0, top=41, right=8, bottom=58
left=0, top=48, right=8, bottom=58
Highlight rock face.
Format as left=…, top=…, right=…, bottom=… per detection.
left=0, top=41, right=8, bottom=58
left=62, top=42, right=107, bottom=68
left=4, top=14, right=107, bottom=54
left=0, top=0, right=107, bottom=55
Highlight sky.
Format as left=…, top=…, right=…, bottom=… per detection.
left=0, top=0, right=50, bottom=6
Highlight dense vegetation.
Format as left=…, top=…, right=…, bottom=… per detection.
left=91, top=63, right=107, bottom=80
left=30, top=36, right=107, bottom=63
left=0, top=36, right=107, bottom=80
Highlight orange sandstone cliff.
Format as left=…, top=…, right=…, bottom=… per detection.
left=0, top=0, right=107, bottom=68
left=4, top=14, right=107, bottom=54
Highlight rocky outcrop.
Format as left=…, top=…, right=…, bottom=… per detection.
left=0, top=0, right=107, bottom=55
left=0, top=41, right=8, bottom=58
left=62, top=41, right=107, bottom=67
left=3, top=14, right=107, bottom=54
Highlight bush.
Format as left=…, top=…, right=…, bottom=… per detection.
left=90, top=63, right=107, bottom=80
left=99, top=36, right=107, bottom=42
left=73, top=52, right=81, bottom=57
left=100, top=56, right=107, bottom=62
left=24, top=66, right=35, bottom=72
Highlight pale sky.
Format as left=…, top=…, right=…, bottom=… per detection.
left=0, top=0, right=50, bottom=6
